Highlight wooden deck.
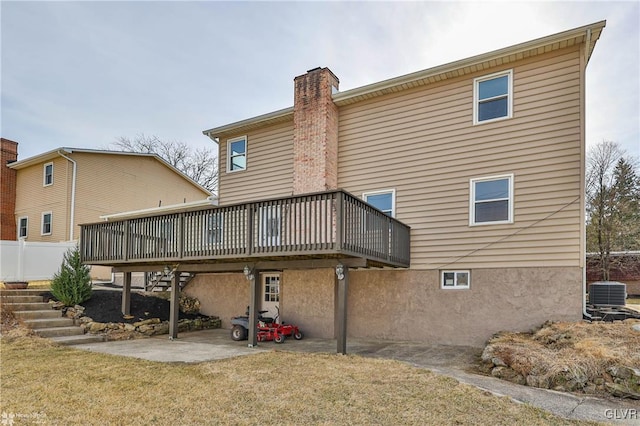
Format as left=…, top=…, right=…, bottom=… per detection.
left=80, top=190, right=410, bottom=270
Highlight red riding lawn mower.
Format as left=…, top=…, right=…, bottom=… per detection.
left=231, top=306, right=304, bottom=343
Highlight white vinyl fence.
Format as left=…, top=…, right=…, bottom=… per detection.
left=0, top=240, right=76, bottom=282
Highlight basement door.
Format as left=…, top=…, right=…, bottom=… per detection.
left=260, top=273, right=280, bottom=323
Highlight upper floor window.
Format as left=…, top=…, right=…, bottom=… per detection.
left=473, top=70, right=513, bottom=124
left=227, top=136, right=247, bottom=172
left=363, top=189, right=395, bottom=217
left=43, top=162, right=54, bottom=186
left=41, top=212, right=52, bottom=235
left=470, top=174, right=513, bottom=225
left=18, top=217, right=28, bottom=239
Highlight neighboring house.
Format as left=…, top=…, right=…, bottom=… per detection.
left=0, top=138, right=19, bottom=240
left=80, top=21, right=605, bottom=349
left=587, top=252, right=640, bottom=296
left=7, top=147, right=212, bottom=278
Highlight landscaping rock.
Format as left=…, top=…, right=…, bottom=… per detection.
left=491, top=367, right=525, bottom=385
left=632, top=324, right=640, bottom=333
left=607, top=366, right=640, bottom=381
left=605, top=382, right=640, bottom=400
left=133, top=318, right=161, bottom=327
left=89, top=322, right=107, bottom=333
left=152, top=323, right=169, bottom=335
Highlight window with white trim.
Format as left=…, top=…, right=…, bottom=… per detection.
left=18, top=217, right=28, bottom=239
left=441, top=271, right=470, bottom=289
left=227, top=136, right=247, bottom=172
left=43, top=162, right=54, bottom=186
left=41, top=212, right=52, bottom=235
left=264, top=275, right=280, bottom=302
left=363, top=189, right=395, bottom=217
left=206, top=212, right=223, bottom=245
left=473, top=70, right=512, bottom=124
left=470, top=174, right=513, bottom=225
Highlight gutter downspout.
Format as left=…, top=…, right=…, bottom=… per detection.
left=582, top=28, right=592, bottom=320
left=57, top=151, right=77, bottom=241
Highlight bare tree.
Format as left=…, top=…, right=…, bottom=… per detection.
left=586, top=140, right=640, bottom=280
left=111, top=134, right=218, bottom=194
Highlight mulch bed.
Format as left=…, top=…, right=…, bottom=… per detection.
left=42, top=289, right=199, bottom=324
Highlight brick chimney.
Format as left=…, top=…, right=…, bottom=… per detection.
left=292, top=67, right=339, bottom=194
left=0, top=138, right=18, bottom=240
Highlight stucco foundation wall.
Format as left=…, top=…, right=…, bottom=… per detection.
left=185, top=266, right=582, bottom=347
left=347, top=267, right=582, bottom=346
left=282, top=269, right=336, bottom=338
left=183, top=273, right=248, bottom=329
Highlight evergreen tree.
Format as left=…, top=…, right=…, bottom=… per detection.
left=585, top=141, right=640, bottom=280
left=50, top=246, right=92, bottom=306
left=611, top=158, right=640, bottom=251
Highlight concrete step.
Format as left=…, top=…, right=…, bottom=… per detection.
left=3, top=302, right=52, bottom=311
left=50, top=334, right=105, bottom=346
left=0, top=289, right=48, bottom=296
left=23, top=317, right=74, bottom=329
left=1, top=295, right=44, bottom=303
left=14, top=310, right=62, bottom=320
left=34, top=326, right=84, bottom=338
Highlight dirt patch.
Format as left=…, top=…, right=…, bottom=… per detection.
left=42, top=289, right=199, bottom=323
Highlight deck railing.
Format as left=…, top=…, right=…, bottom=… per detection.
left=80, top=190, right=410, bottom=268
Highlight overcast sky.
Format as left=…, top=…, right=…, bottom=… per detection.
left=1, top=1, right=638, bottom=162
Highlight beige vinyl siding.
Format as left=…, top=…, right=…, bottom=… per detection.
left=338, top=46, right=583, bottom=269
left=14, top=156, right=70, bottom=241
left=14, top=153, right=210, bottom=242
left=73, top=153, right=209, bottom=229
left=218, top=120, right=294, bottom=205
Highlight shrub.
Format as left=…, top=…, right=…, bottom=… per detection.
left=50, top=246, right=92, bottom=306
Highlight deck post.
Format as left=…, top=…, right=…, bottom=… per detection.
left=169, top=269, right=180, bottom=339
left=335, top=263, right=349, bottom=354
left=244, top=266, right=260, bottom=347
left=121, top=272, right=131, bottom=316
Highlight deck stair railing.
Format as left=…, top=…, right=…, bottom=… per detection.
left=145, top=270, right=194, bottom=292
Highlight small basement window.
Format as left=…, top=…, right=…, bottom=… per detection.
left=441, top=271, right=470, bottom=289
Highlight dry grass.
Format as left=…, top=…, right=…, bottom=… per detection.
left=485, top=320, right=640, bottom=389
left=0, top=333, right=594, bottom=425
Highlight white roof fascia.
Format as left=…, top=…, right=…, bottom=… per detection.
left=100, top=196, right=218, bottom=221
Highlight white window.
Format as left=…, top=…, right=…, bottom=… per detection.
left=41, top=212, right=52, bottom=235
left=264, top=275, right=280, bottom=302
left=206, top=212, right=223, bottom=245
left=470, top=174, right=513, bottom=225
left=441, top=271, right=470, bottom=289
left=43, top=162, right=54, bottom=186
left=363, top=189, right=395, bottom=217
left=227, top=136, right=247, bottom=172
left=473, top=70, right=513, bottom=124
left=18, top=217, right=28, bottom=239
left=259, top=206, right=281, bottom=247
